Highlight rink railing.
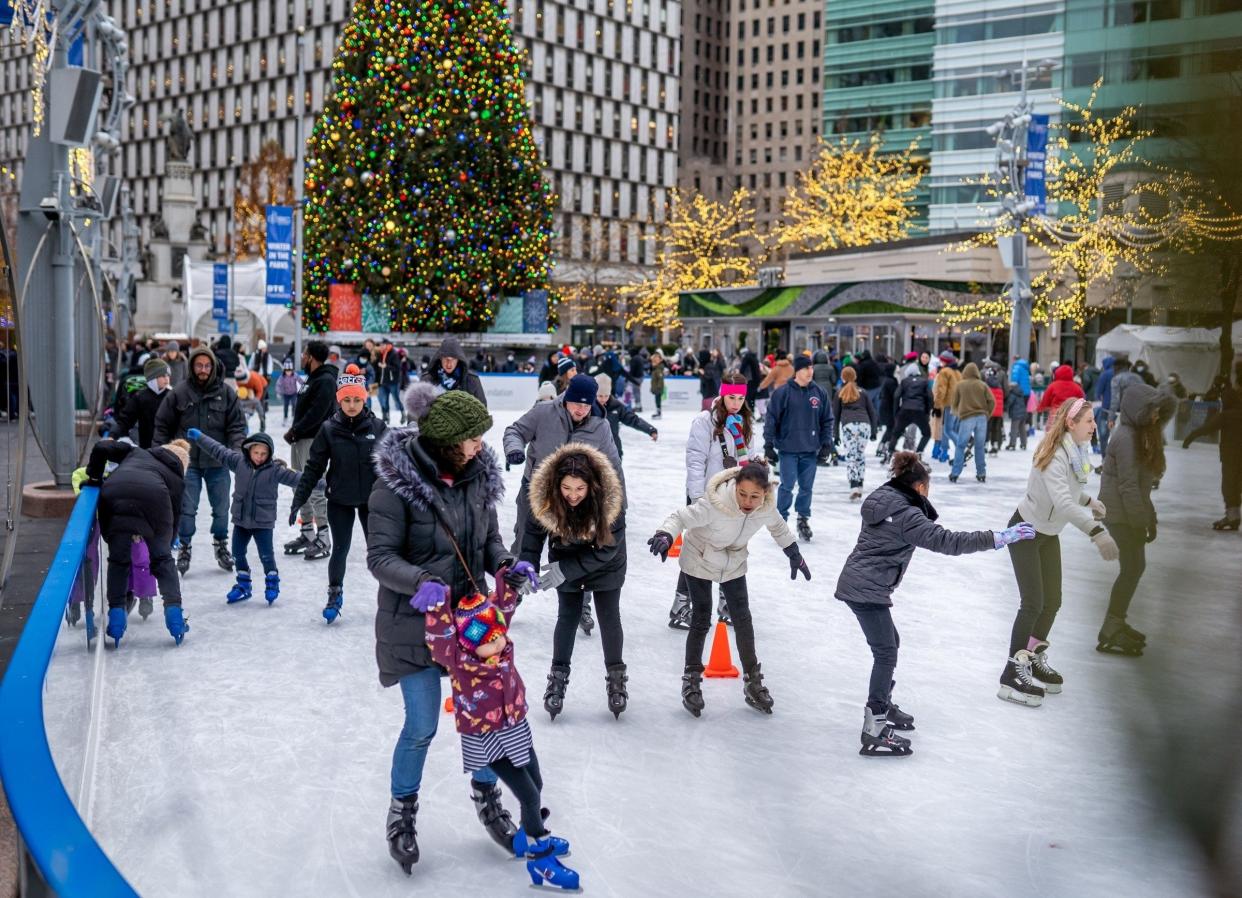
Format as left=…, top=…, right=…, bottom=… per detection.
left=0, top=487, right=140, bottom=897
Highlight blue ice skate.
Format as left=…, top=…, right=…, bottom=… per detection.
left=164, top=605, right=189, bottom=646
left=512, top=827, right=569, bottom=859
left=518, top=830, right=578, bottom=890
left=264, top=571, right=280, bottom=605
left=226, top=571, right=253, bottom=604
left=323, top=585, right=343, bottom=624
left=106, top=606, right=127, bottom=647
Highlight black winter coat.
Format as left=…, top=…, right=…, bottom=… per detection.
left=601, top=395, right=656, bottom=458
left=288, top=362, right=340, bottom=442
left=367, top=430, right=510, bottom=686
left=855, top=354, right=882, bottom=391
left=896, top=373, right=932, bottom=413
left=87, top=440, right=185, bottom=539
left=1185, top=387, right=1242, bottom=463
left=152, top=352, right=245, bottom=469
left=878, top=368, right=898, bottom=428
left=834, top=481, right=994, bottom=606
left=833, top=391, right=878, bottom=441
left=111, top=384, right=168, bottom=448
left=291, top=407, right=387, bottom=510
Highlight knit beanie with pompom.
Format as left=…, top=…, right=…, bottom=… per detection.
left=403, top=381, right=493, bottom=445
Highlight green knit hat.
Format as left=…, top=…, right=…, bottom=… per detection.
left=413, top=386, right=493, bottom=445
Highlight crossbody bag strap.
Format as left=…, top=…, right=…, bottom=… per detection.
left=426, top=500, right=483, bottom=596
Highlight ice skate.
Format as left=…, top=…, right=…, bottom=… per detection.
left=523, top=831, right=580, bottom=890
left=138, top=596, right=153, bottom=620
left=681, top=668, right=705, bottom=717
left=106, top=606, right=127, bottom=648
left=284, top=531, right=313, bottom=555
left=66, top=600, right=81, bottom=627
left=716, top=595, right=732, bottom=626
left=976, top=475, right=986, bottom=483
left=578, top=597, right=594, bottom=636
left=386, top=795, right=419, bottom=875
left=175, top=541, right=191, bottom=574
left=1211, top=515, right=1240, bottom=531
left=1096, top=617, right=1145, bottom=656
left=544, top=665, right=570, bottom=721
left=470, top=779, right=518, bottom=851
left=512, top=823, right=569, bottom=859
left=849, top=484, right=862, bottom=501
left=323, top=585, right=343, bottom=623
left=668, top=592, right=691, bottom=630
left=302, top=529, right=331, bottom=561
left=886, top=703, right=914, bottom=731
left=125, top=593, right=136, bottom=614
left=796, top=515, right=813, bottom=541
left=860, top=705, right=912, bottom=757
left=164, top=605, right=189, bottom=646
left=213, top=538, right=234, bottom=572
left=743, top=664, right=774, bottom=714
left=226, top=571, right=253, bottom=604
left=605, top=663, right=628, bottom=719
left=997, top=651, right=1045, bottom=706
left=1028, top=640, right=1063, bottom=693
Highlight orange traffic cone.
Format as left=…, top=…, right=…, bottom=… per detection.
left=703, top=620, right=739, bottom=678
left=668, top=533, right=683, bottom=558
left=444, top=696, right=453, bottom=713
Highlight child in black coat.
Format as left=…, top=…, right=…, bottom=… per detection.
left=833, top=452, right=1034, bottom=756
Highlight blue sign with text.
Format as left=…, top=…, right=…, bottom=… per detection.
left=212, top=263, right=228, bottom=320
left=1024, top=114, right=1050, bottom=215
left=265, top=204, right=294, bottom=305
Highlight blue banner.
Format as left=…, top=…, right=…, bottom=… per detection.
left=212, top=263, right=228, bottom=320
left=265, top=204, right=294, bottom=305
left=522, top=290, right=549, bottom=333
left=1024, top=114, right=1049, bottom=215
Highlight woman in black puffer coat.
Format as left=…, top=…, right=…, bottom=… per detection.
left=520, top=443, right=627, bottom=720
left=367, top=382, right=529, bottom=869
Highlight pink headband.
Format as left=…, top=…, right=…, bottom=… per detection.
left=1066, top=398, right=1087, bottom=419
left=719, top=384, right=748, bottom=397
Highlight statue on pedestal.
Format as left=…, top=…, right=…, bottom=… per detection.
left=160, top=109, right=195, bottom=163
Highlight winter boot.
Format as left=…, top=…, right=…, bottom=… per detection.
left=226, top=571, right=253, bottom=604
left=860, top=705, right=912, bottom=757
left=284, top=530, right=314, bottom=555
left=323, top=585, right=343, bottom=623
left=213, top=538, right=234, bottom=572
left=681, top=667, right=705, bottom=718
left=176, top=541, right=192, bottom=575
left=470, top=779, right=518, bottom=851
left=997, top=651, right=1045, bottom=706
left=605, top=663, right=629, bottom=719
left=522, top=831, right=580, bottom=890
left=543, top=665, right=570, bottom=721
left=716, top=595, right=732, bottom=626
left=164, top=605, right=189, bottom=646
left=303, top=528, right=331, bottom=561
left=668, top=592, right=691, bottom=630
left=742, top=664, right=774, bottom=714
left=579, top=596, right=595, bottom=636
left=264, top=571, right=280, bottom=605
left=796, top=516, right=813, bottom=541
left=1096, top=616, right=1145, bottom=656
left=106, top=606, right=127, bottom=647
left=1029, top=640, right=1063, bottom=693
left=386, top=794, right=419, bottom=875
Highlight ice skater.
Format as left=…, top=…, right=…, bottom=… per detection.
left=1182, top=376, right=1241, bottom=531
left=649, top=462, right=809, bottom=717
left=833, top=365, right=877, bottom=501
left=764, top=356, right=833, bottom=540
left=998, top=399, right=1119, bottom=707
left=835, top=452, right=1034, bottom=756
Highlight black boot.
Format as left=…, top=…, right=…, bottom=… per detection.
left=796, top=516, right=813, bottom=541
left=213, top=538, right=234, bottom=572
left=470, top=780, right=518, bottom=852
left=743, top=664, right=774, bottom=714
left=176, top=541, right=192, bottom=574
left=605, top=663, right=628, bottom=719
left=386, top=795, right=419, bottom=875
left=544, top=665, right=570, bottom=721
left=681, top=667, right=704, bottom=718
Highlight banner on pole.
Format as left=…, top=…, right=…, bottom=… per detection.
left=1024, top=114, right=1050, bottom=215
left=264, top=204, right=294, bottom=305
left=329, top=283, right=362, bottom=331
left=212, top=263, right=229, bottom=320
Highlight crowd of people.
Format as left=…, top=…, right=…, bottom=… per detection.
left=78, top=329, right=1241, bottom=890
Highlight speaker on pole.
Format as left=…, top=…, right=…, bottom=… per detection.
left=48, top=67, right=102, bottom=147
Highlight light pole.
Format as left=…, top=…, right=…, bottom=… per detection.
left=293, top=27, right=307, bottom=365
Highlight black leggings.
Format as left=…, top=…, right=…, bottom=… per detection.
left=105, top=527, right=181, bottom=607
left=684, top=574, right=757, bottom=673
left=326, top=501, right=369, bottom=588
left=553, top=588, right=623, bottom=667
left=845, top=601, right=899, bottom=712
left=491, top=752, right=545, bottom=839
left=1105, top=523, right=1147, bottom=621
left=886, top=410, right=930, bottom=453
left=1006, top=510, right=1062, bottom=656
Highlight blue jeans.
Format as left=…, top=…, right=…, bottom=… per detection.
left=231, top=526, right=276, bottom=574
left=1094, top=406, right=1110, bottom=455
left=377, top=382, right=403, bottom=422
left=390, top=667, right=497, bottom=799
left=179, top=465, right=231, bottom=543
left=777, top=451, right=817, bottom=519
left=951, top=414, right=989, bottom=478
left=935, top=409, right=958, bottom=459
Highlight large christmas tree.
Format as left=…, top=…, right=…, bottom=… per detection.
left=303, top=0, right=555, bottom=332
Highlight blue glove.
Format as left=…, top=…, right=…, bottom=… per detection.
left=994, top=522, right=1036, bottom=549
left=503, top=561, right=540, bottom=592
left=187, top=427, right=203, bottom=441
left=409, top=580, right=449, bottom=612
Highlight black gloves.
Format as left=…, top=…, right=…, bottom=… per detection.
left=647, top=531, right=674, bottom=561
left=1146, top=522, right=1157, bottom=544
left=288, top=508, right=299, bottom=527
left=764, top=444, right=779, bottom=465
left=506, top=449, right=526, bottom=466
left=783, top=543, right=811, bottom=580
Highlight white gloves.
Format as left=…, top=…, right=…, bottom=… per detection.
left=1091, top=530, right=1119, bottom=562
left=538, top=562, right=566, bottom=592
left=1088, top=497, right=1107, bottom=521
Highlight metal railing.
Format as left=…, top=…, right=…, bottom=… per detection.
left=0, top=488, right=138, bottom=897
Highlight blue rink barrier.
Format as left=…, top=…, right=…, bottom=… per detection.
left=0, top=488, right=139, bottom=897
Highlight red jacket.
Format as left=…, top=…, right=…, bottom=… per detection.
left=990, top=386, right=1004, bottom=418
left=1037, top=365, right=1085, bottom=414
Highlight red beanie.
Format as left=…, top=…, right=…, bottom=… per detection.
left=337, top=364, right=367, bottom=401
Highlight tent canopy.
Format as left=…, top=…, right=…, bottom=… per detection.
left=1094, top=325, right=1223, bottom=394
left=182, top=259, right=296, bottom=348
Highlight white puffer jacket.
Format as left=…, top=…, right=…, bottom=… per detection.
left=685, top=406, right=758, bottom=500
left=1016, top=439, right=1097, bottom=536
left=660, top=467, right=795, bottom=582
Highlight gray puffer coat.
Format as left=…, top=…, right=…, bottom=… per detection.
left=502, top=394, right=623, bottom=484
left=367, top=429, right=511, bottom=687
left=834, top=481, right=995, bottom=606
left=194, top=432, right=305, bottom=529
left=1099, top=383, right=1174, bottom=530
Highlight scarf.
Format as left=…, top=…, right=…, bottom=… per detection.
left=1064, top=435, right=1091, bottom=484
left=724, top=414, right=748, bottom=464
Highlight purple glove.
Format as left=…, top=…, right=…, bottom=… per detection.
left=409, top=580, right=449, bottom=612
left=647, top=531, right=673, bottom=561
left=994, top=523, right=1036, bottom=550
left=503, top=561, right=540, bottom=592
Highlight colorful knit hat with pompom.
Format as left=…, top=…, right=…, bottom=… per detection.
left=454, top=592, right=508, bottom=655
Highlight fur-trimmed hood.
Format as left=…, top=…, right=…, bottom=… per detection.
left=704, top=465, right=776, bottom=518
left=372, top=426, right=504, bottom=512
left=528, top=442, right=623, bottom=542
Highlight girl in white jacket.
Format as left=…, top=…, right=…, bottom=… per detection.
left=998, top=398, right=1119, bottom=707
left=667, top=373, right=758, bottom=629
left=648, top=463, right=810, bottom=717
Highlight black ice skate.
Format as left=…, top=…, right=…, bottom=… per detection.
left=544, top=665, right=570, bottom=721
left=213, top=538, right=234, bottom=572
left=886, top=703, right=915, bottom=731
left=470, top=780, right=518, bottom=851
left=797, top=516, right=813, bottom=541
left=303, top=529, right=331, bottom=561
left=579, top=597, right=595, bottom=636
left=176, top=542, right=191, bottom=575
left=1096, top=617, right=1145, bottom=656
left=138, top=597, right=153, bottom=620
left=605, top=662, right=628, bottom=719
left=716, top=595, right=732, bottom=626
left=668, top=592, right=691, bottom=630
left=386, top=795, right=419, bottom=875
left=743, top=664, right=774, bottom=714
left=997, top=651, right=1045, bottom=707
left=284, top=531, right=313, bottom=555
left=681, top=668, right=705, bottom=718
left=1211, top=515, right=1240, bottom=531
left=860, top=706, right=912, bottom=757
left=1028, top=640, right=1064, bottom=693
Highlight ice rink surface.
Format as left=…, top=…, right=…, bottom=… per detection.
left=56, top=407, right=1240, bottom=897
